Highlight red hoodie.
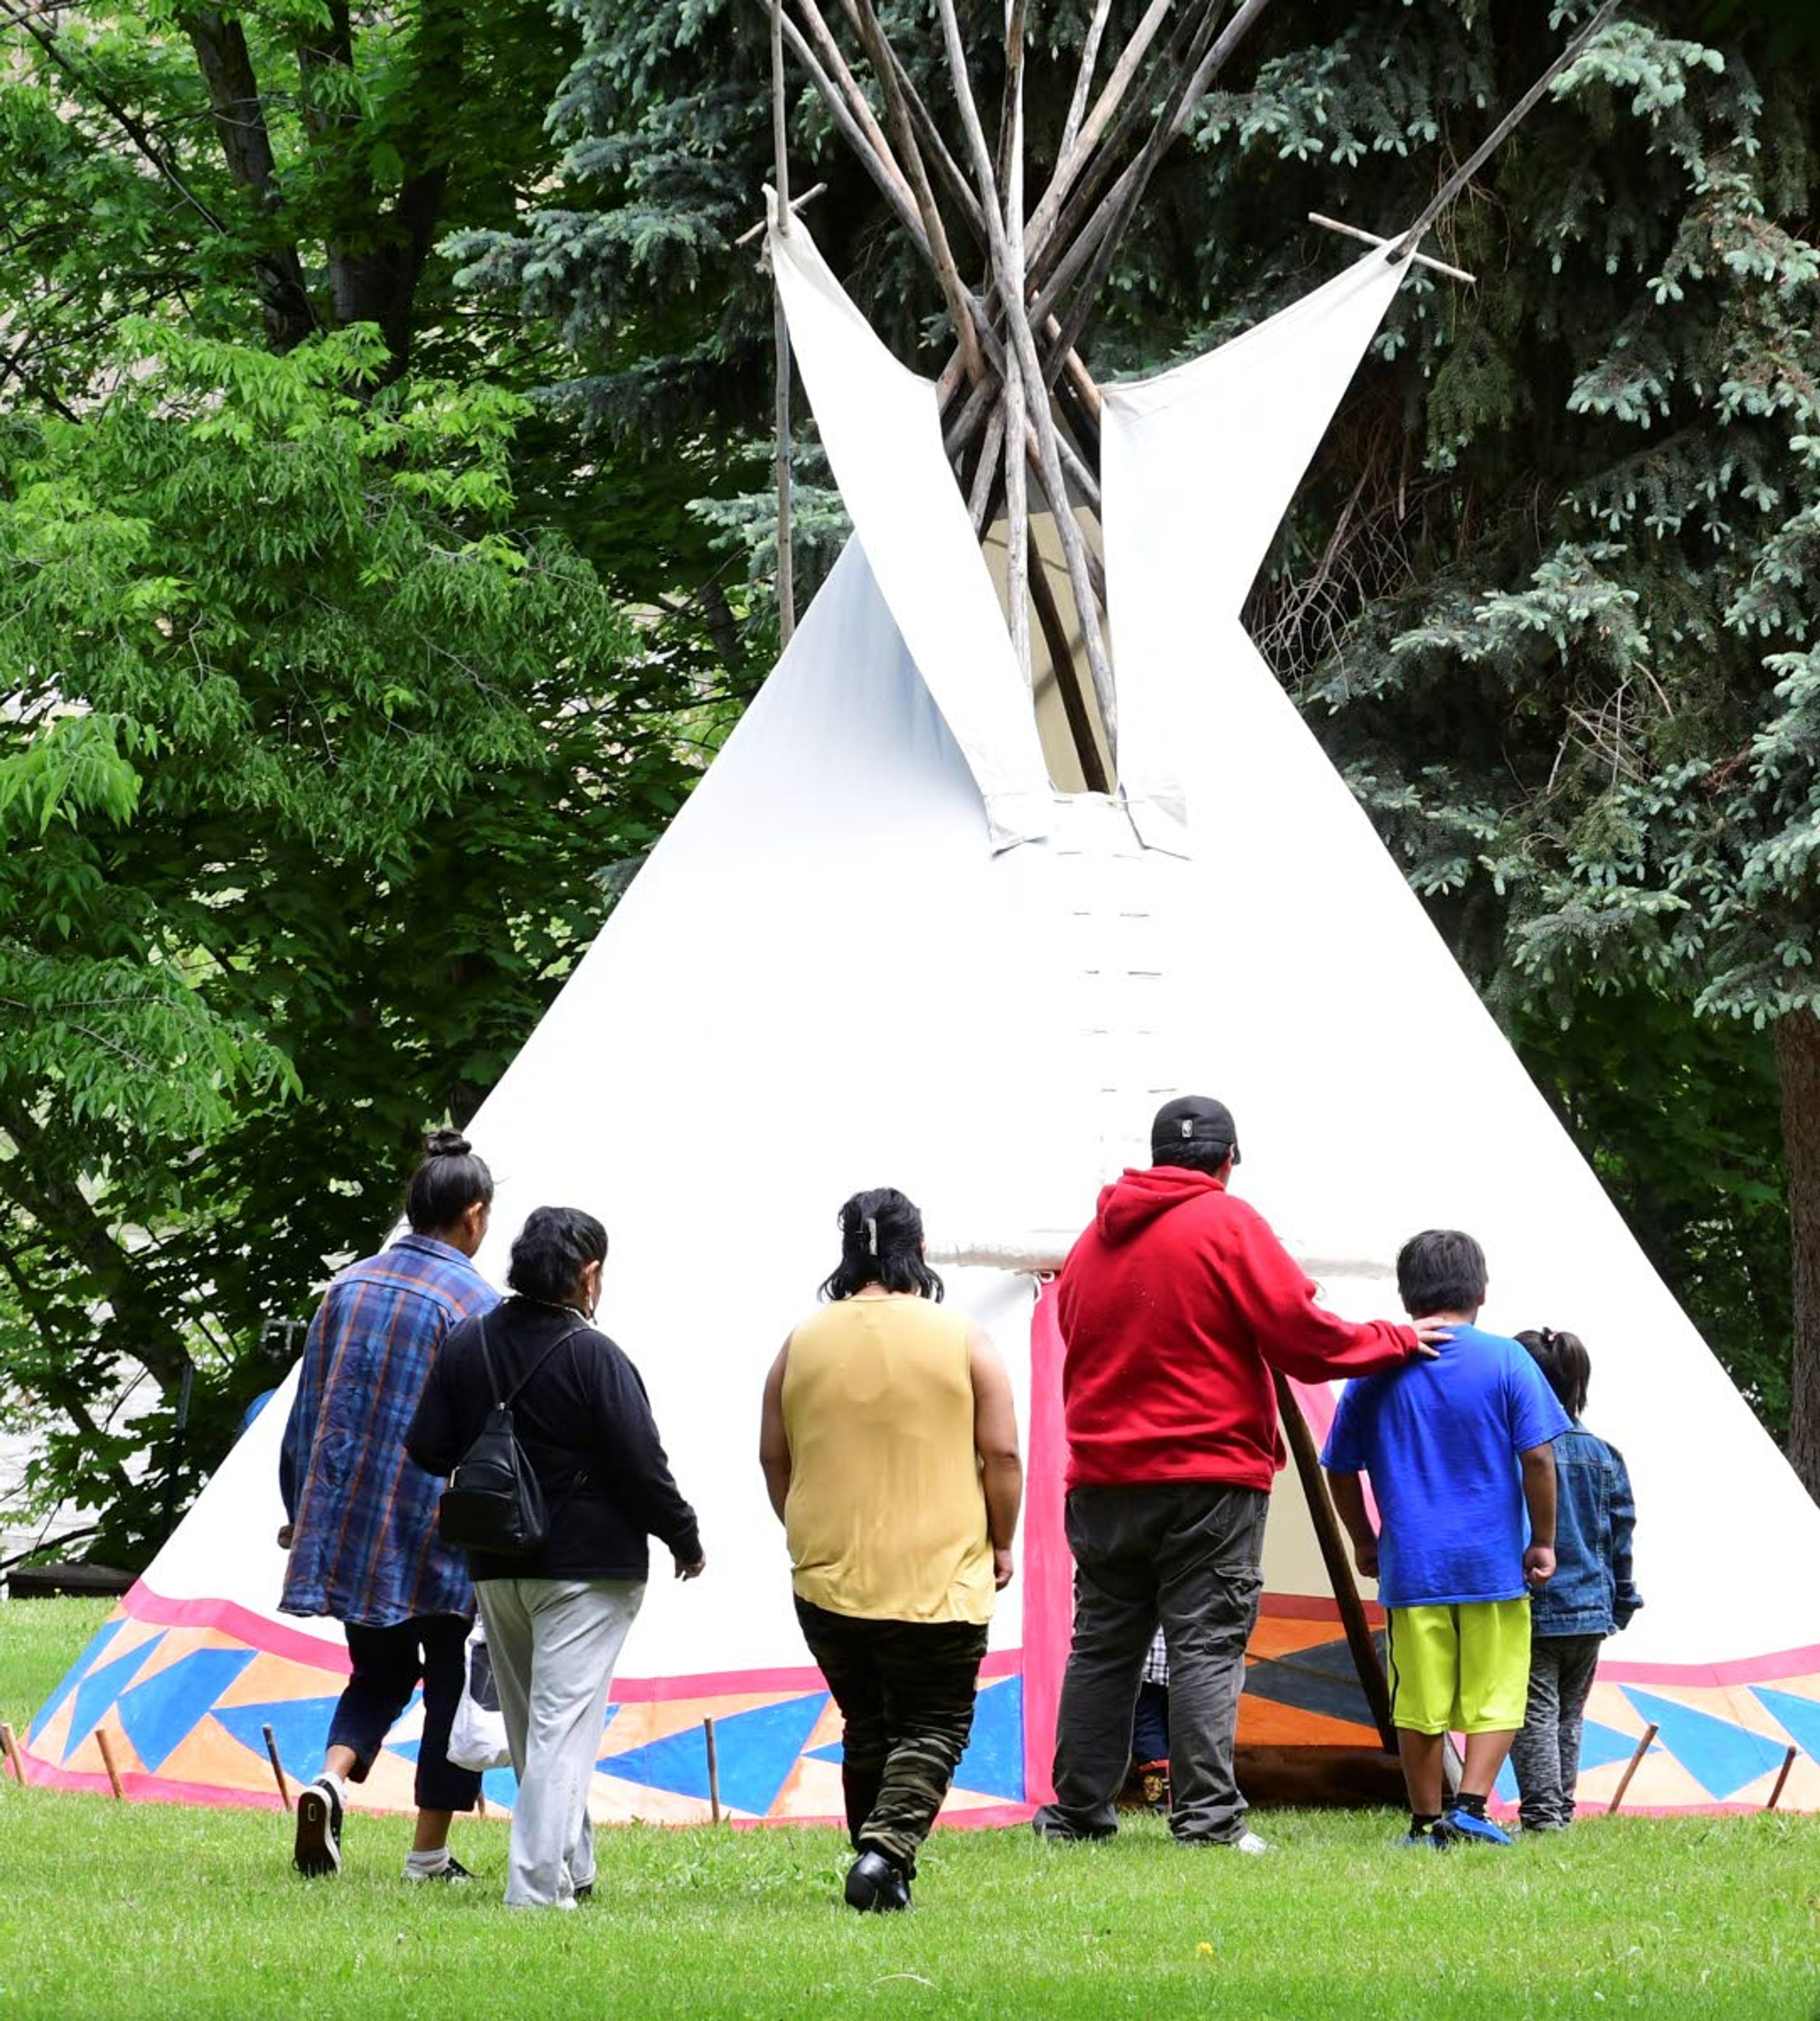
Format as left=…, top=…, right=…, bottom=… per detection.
left=1056, top=1166, right=1419, bottom=1492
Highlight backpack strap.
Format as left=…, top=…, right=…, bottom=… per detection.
left=474, top=1312, right=503, bottom=1408
left=500, top=1321, right=589, bottom=1408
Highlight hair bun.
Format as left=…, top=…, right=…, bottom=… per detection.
left=424, top=1127, right=472, bottom=1160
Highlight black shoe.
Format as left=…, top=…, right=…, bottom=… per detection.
left=294, top=1778, right=344, bottom=1878
left=573, top=1883, right=594, bottom=1902
left=844, top=1851, right=911, bottom=1913
left=1030, top=1805, right=1116, bottom=1844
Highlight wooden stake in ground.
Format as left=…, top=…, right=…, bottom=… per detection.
left=1764, top=1743, right=1799, bottom=1812
left=260, top=1723, right=291, bottom=1811
left=95, top=1727, right=125, bottom=1801
left=1605, top=1721, right=1658, bottom=1815
left=703, top=1715, right=722, bottom=1825
left=1, top=1722, right=25, bottom=1785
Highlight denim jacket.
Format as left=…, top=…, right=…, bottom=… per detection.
left=1532, top=1422, right=1643, bottom=1638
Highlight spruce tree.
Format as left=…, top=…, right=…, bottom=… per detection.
left=472, top=0, right=1820, bottom=1489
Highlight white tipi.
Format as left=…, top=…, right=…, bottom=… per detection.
left=26, top=215, right=1820, bottom=1824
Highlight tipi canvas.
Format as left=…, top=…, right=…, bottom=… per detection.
left=26, top=219, right=1820, bottom=1824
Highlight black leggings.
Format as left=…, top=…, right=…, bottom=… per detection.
left=328, top=1612, right=481, bottom=1813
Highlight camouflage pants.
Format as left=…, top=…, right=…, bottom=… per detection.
left=794, top=1598, right=989, bottom=1875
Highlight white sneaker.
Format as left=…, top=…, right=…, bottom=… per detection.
left=1230, top=1830, right=1269, bottom=1855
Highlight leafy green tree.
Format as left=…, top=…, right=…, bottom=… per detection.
left=0, top=0, right=570, bottom=391
left=2, top=325, right=692, bottom=1562
left=471, top=0, right=1812, bottom=1481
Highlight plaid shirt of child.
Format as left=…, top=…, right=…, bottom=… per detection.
left=279, top=1234, right=499, bottom=1628
left=1142, top=1628, right=1170, bottom=1687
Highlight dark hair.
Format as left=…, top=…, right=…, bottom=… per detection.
left=1155, top=1137, right=1235, bottom=1178
left=1395, top=1229, right=1488, bottom=1318
left=507, top=1206, right=608, bottom=1306
left=819, top=1188, right=944, bottom=1303
left=404, top=1128, right=494, bottom=1235
left=1516, top=1327, right=1591, bottom=1419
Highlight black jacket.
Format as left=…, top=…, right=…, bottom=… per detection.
left=406, top=1297, right=701, bottom=1584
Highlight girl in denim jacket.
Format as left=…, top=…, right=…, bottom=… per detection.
left=1509, top=1328, right=1644, bottom=1830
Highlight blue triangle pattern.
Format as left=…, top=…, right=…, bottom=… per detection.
left=214, top=1697, right=342, bottom=1780
left=1622, top=1688, right=1792, bottom=1800
left=1576, top=1716, right=1643, bottom=1774
left=29, top=1616, right=125, bottom=1745
left=952, top=1676, right=1024, bottom=1802
left=603, top=1693, right=829, bottom=1816
left=66, top=1637, right=164, bottom=1759
left=807, top=1678, right=1024, bottom=1802
left=116, top=1649, right=256, bottom=1773
left=1751, top=1687, right=1820, bottom=1764
left=482, top=1765, right=519, bottom=1807
left=585, top=1703, right=622, bottom=1766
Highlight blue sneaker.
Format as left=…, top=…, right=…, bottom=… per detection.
left=1397, top=1827, right=1446, bottom=1849
left=1442, top=1806, right=1512, bottom=1847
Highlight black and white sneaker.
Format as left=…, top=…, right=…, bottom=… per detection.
left=403, top=1855, right=478, bottom=1884
left=293, top=1778, right=344, bottom=1878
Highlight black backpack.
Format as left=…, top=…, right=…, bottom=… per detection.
left=437, top=1315, right=585, bottom=1558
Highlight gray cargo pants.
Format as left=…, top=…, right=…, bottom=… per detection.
left=1034, top=1481, right=1267, bottom=1845
left=477, top=1576, right=645, bottom=1908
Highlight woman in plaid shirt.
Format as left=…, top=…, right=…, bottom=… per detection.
left=279, top=1129, right=499, bottom=1884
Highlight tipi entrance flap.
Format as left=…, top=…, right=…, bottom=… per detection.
left=766, top=205, right=1054, bottom=850
left=1099, top=247, right=1408, bottom=838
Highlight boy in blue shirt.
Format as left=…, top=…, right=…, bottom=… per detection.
left=1320, top=1230, right=1570, bottom=1847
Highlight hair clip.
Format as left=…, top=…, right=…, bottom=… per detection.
left=864, top=1216, right=879, bottom=1257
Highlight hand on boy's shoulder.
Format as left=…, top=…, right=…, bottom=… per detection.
left=1407, top=1317, right=1455, bottom=1359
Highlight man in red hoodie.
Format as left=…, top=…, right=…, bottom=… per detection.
left=1032, top=1096, right=1444, bottom=1851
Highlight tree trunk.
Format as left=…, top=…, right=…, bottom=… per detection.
left=1775, top=1008, right=1820, bottom=1502
left=0, top=1102, right=194, bottom=1395
left=181, top=9, right=317, bottom=352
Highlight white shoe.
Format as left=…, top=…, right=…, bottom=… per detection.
left=1230, top=1830, right=1269, bottom=1855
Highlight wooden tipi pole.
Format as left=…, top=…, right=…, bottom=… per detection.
left=930, top=0, right=1117, bottom=750
left=769, top=0, right=796, bottom=645
left=1000, top=0, right=1031, bottom=688
left=1392, top=0, right=1620, bottom=263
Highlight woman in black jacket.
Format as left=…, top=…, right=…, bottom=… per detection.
left=408, top=1206, right=705, bottom=1909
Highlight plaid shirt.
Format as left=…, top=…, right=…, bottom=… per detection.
left=1143, top=1628, right=1170, bottom=1687
left=279, top=1234, right=499, bottom=1628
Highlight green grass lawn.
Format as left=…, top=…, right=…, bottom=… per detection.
left=1, top=1600, right=1815, bottom=2019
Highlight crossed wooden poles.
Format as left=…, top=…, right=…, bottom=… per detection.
left=759, top=0, right=1618, bottom=793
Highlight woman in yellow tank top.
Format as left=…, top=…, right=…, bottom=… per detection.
left=759, top=1187, right=1022, bottom=1914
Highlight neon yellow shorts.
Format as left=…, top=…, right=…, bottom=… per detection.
left=1385, top=1600, right=1531, bottom=1735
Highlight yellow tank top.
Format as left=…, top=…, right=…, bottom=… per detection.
left=782, top=1294, right=994, bottom=1625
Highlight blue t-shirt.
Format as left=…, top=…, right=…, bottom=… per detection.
left=1320, top=1322, right=1571, bottom=1608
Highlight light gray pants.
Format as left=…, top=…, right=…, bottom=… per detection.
left=477, top=1576, right=645, bottom=1908
left=1510, top=1633, right=1603, bottom=1831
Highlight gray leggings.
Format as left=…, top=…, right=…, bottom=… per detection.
left=1510, top=1633, right=1603, bottom=1831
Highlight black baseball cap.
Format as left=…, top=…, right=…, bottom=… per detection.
left=1150, top=1096, right=1239, bottom=1165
